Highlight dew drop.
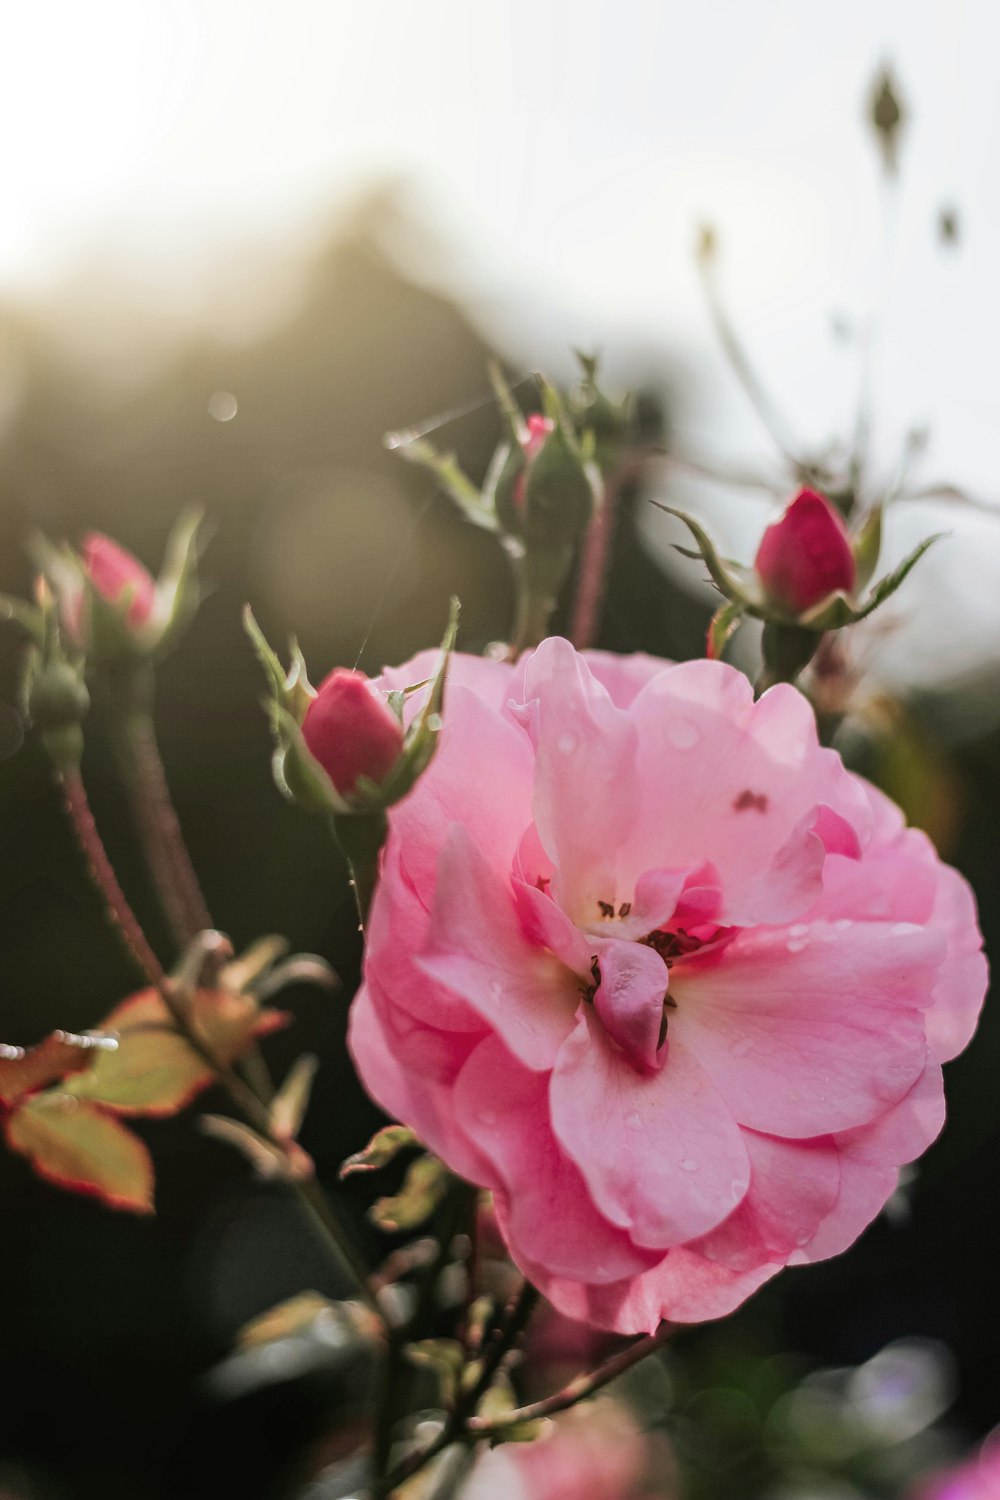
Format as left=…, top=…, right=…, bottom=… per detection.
left=666, top=717, right=700, bottom=750
left=731, top=1037, right=752, bottom=1058
left=489, top=979, right=504, bottom=998
left=478, top=1109, right=497, bottom=1126
left=789, top=923, right=809, bottom=938
left=625, top=1111, right=643, bottom=1131
left=680, top=1158, right=699, bottom=1172
left=890, top=921, right=914, bottom=937
left=787, top=936, right=809, bottom=953
left=557, top=733, right=578, bottom=755
left=794, top=1230, right=812, bottom=1246
left=834, top=917, right=853, bottom=931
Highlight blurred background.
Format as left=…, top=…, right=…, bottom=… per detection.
left=0, top=3, right=998, bottom=1496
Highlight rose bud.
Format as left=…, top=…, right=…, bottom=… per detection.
left=754, top=488, right=857, bottom=615
left=301, top=669, right=404, bottom=801
left=82, top=533, right=157, bottom=629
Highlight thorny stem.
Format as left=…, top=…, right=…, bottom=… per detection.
left=372, top=1181, right=476, bottom=1488
left=58, top=766, right=383, bottom=1325
left=570, top=468, right=622, bottom=651
left=332, top=810, right=389, bottom=935
left=375, top=1281, right=541, bottom=1497
left=112, top=706, right=214, bottom=950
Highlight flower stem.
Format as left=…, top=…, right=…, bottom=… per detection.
left=332, top=810, right=389, bottom=933
left=570, top=469, right=623, bottom=650
left=466, top=1318, right=674, bottom=1439
left=374, top=1281, right=540, bottom=1496
left=104, top=666, right=212, bottom=952
left=58, top=765, right=384, bottom=1325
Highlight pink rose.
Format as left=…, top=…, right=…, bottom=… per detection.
left=461, top=1400, right=665, bottom=1500
left=302, top=669, right=404, bottom=800
left=912, top=1433, right=1000, bottom=1500
left=349, top=641, right=986, bottom=1333
left=754, top=488, right=857, bottom=614
left=81, top=533, right=157, bottom=629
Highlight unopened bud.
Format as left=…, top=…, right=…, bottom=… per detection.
left=81, top=533, right=156, bottom=630
left=754, top=488, right=857, bottom=616
left=301, top=670, right=404, bottom=802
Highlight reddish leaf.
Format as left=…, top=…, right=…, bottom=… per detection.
left=0, top=1031, right=105, bottom=1104
left=6, top=1094, right=154, bottom=1213
left=65, top=1028, right=212, bottom=1116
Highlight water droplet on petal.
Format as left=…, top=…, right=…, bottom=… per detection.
left=789, top=923, right=809, bottom=938
left=625, top=1111, right=642, bottom=1131
left=731, top=1037, right=753, bottom=1057
left=557, top=733, right=577, bottom=755
left=680, top=1158, right=699, bottom=1172
left=478, top=1109, right=497, bottom=1126
left=794, top=1230, right=812, bottom=1246
left=666, top=717, right=700, bottom=750
left=787, top=936, right=809, bottom=953
left=890, top=921, right=914, bottom=937
left=835, top=917, right=853, bottom=931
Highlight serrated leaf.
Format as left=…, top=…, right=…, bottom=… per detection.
left=0, top=1030, right=112, bottom=1104
left=6, top=1094, right=154, bottom=1212
left=269, top=1054, right=318, bottom=1143
left=238, top=1291, right=340, bottom=1348
left=64, top=1025, right=211, bottom=1115
left=340, top=1123, right=418, bottom=1178
left=405, top=1338, right=464, bottom=1405
left=370, top=1154, right=449, bottom=1233
left=707, top=601, right=743, bottom=660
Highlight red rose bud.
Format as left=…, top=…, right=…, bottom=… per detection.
left=301, top=669, right=404, bottom=800
left=513, top=413, right=556, bottom=510
left=82, top=533, right=157, bottom=629
left=754, top=488, right=857, bottom=614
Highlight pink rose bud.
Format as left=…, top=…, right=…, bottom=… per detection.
left=82, top=533, right=157, bottom=629
left=301, top=669, right=404, bottom=799
left=513, top=413, right=556, bottom=511
left=754, top=488, right=857, bottom=614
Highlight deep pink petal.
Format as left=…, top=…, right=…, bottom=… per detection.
left=676, top=920, right=942, bottom=1136
left=550, top=1010, right=750, bottom=1249
left=694, top=1129, right=840, bottom=1272
left=591, top=937, right=669, bottom=1072
left=418, top=826, right=580, bottom=1070
left=453, top=1037, right=657, bottom=1284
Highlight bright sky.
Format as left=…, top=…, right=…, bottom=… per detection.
left=3, top=0, right=999, bottom=691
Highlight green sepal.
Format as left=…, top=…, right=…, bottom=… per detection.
left=388, top=433, right=498, bottom=533
left=707, top=600, right=744, bottom=660
left=852, top=505, right=883, bottom=592
left=651, top=502, right=762, bottom=609
left=340, top=1123, right=418, bottom=1178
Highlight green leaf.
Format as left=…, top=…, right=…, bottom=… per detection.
left=6, top=1094, right=154, bottom=1213
left=405, top=1338, right=464, bottom=1405
left=269, top=1054, right=318, bottom=1143
left=340, top=1123, right=418, bottom=1178
left=369, top=1154, right=449, bottom=1233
